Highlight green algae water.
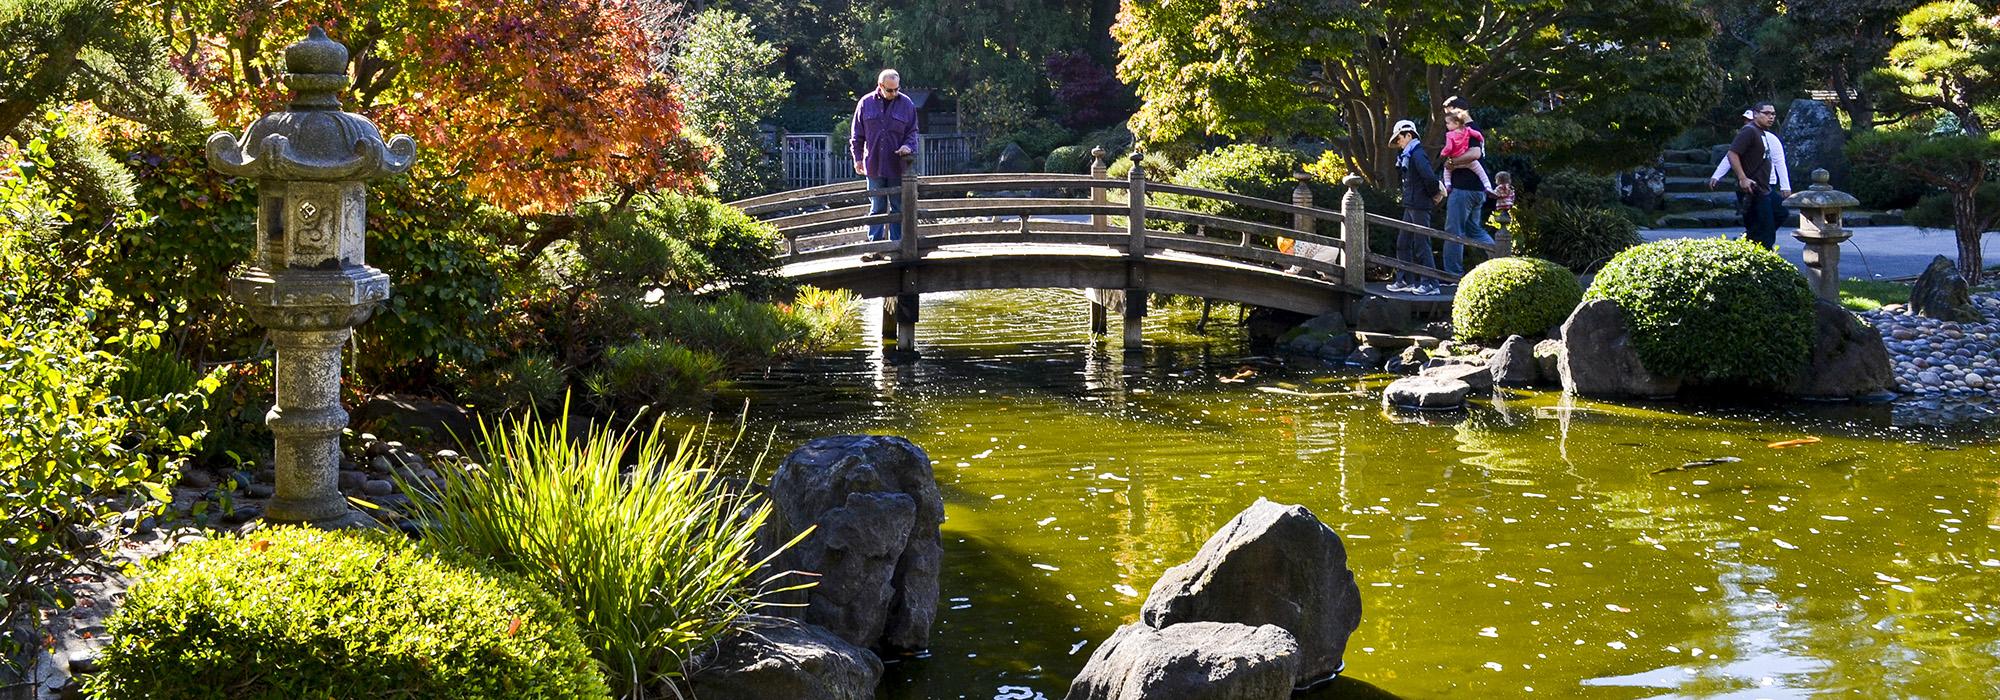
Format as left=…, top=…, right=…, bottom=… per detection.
left=721, top=289, right=2000, bottom=699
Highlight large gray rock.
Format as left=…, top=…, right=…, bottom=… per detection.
left=1139, top=499, right=1362, bottom=685
left=996, top=142, right=1032, bottom=173
left=1383, top=345, right=1429, bottom=375
left=1065, top=622, right=1299, bottom=700
left=1383, top=375, right=1471, bottom=410
left=1282, top=313, right=1355, bottom=361
left=688, top=616, right=883, bottom=700
left=1789, top=300, right=1897, bottom=400
left=1419, top=363, right=1492, bottom=392
left=766, top=436, right=944, bottom=653
left=1558, top=299, right=1681, bottom=398
left=1909, top=255, right=1983, bottom=323
left=1782, top=99, right=1848, bottom=189
left=1488, top=335, right=1538, bottom=386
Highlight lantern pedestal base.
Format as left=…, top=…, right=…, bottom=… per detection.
left=1793, top=230, right=1853, bottom=303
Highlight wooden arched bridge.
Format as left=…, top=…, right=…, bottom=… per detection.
left=730, top=152, right=1510, bottom=350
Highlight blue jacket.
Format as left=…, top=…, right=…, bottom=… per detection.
left=1398, top=141, right=1439, bottom=211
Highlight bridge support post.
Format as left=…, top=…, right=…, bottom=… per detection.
left=1090, top=146, right=1108, bottom=231
left=1121, top=289, right=1146, bottom=350
left=893, top=293, right=919, bottom=352
left=880, top=297, right=898, bottom=341
left=1086, top=288, right=1124, bottom=336
left=1339, top=174, right=1369, bottom=291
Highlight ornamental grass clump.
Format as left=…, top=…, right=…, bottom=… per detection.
left=1452, top=256, right=1584, bottom=341
left=403, top=408, right=803, bottom=698
left=1585, top=237, right=1815, bottom=387
left=86, top=528, right=609, bottom=700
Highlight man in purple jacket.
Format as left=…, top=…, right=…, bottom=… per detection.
left=851, top=69, right=920, bottom=243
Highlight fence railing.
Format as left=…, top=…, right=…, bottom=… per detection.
left=735, top=151, right=1507, bottom=289
left=780, top=132, right=980, bottom=190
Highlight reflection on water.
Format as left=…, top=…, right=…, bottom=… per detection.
left=718, top=289, right=2000, bottom=699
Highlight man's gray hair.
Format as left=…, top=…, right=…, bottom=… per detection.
left=878, top=69, right=901, bottom=83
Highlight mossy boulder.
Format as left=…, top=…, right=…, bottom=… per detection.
left=1451, top=256, right=1584, bottom=342
left=1584, top=238, right=1814, bottom=388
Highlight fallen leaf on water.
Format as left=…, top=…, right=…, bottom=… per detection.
left=1767, top=437, right=1822, bottom=449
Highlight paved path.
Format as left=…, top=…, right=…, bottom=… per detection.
left=1641, top=225, right=1998, bottom=281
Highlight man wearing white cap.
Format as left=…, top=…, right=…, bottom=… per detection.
left=1388, top=119, right=1442, bottom=295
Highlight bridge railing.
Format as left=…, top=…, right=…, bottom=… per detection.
left=730, top=150, right=1504, bottom=288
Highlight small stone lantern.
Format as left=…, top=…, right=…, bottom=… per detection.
left=1783, top=168, right=1860, bottom=303
left=206, top=27, right=416, bottom=526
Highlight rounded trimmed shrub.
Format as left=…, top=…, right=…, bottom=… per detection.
left=1515, top=202, right=1644, bottom=273
left=88, top=527, right=610, bottom=700
left=1452, top=256, right=1585, bottom=341
left=1044, top=145, right=1091, bottom=174
left=1584, top=238, right=1814, bottom=387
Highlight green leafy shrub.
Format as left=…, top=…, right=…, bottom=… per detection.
left=1514, top=202, right=1643, bottom=273
left=1847, top=161, right=1930, bottom=211
left=1532, top=168, right=1618, bottom=209
left=586, top=339, right=727, bottom=408
left=1585, top=238, right=1814, bottom=387
left=458, top=351, right=569, bottom=412
left=404, top=410, right=800, bottom=696
left=1106, top=151, right=1178, bottom=182
left=87, top=528, right=609, bottom=700
left=1, top=157, right=209, bottom=663
left=1163, top=144, right=1301, bottom=228
left=584, top=192, right=782, bottom=296
left=1909, top=187, right=2000, bottom=232
left=1452, top=256, right=1584, bottom=341
left=1044, top=144, right=1091, bottom=174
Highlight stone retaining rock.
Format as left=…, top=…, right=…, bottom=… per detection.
left=1065, top=622, right=1299, bottom=700
left=1383, top=376, right=1471, bottom=410
left=688, top=616, right=883, bottom=700
left=1789, top=299, right=1897, bottom=400
left=1488, top=335, right=1538, bottom=387
left=1558, top=300, right=1681, bottom=398
left=1383, top=346, right=1429, bottom=375
left=1532, top=339, right=1563, bottom=385
left=765, top=436, right=944, bottom=653
left=1139, top=499, right=1362, bottom=685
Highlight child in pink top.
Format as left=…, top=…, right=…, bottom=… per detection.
left=1491, top=171, right=1516, bottom=211
left=1438, top=109, right=1493, bottom=195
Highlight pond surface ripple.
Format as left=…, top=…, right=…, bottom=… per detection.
left=717, top=289, right=2000, bottom=700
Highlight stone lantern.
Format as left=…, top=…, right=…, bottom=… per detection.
left=206, top=27, right=416, bottom=526
left=1783, top=168, right=1860, bottom=303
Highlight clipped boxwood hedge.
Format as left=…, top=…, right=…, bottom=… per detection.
left=1452, top=256, right=1584, bottom=341
left=87, top=528, right=610, bottom=700
left=1515, top=202, right=1643, bottom=273
left=1584, top=238, right=1814, bottom=387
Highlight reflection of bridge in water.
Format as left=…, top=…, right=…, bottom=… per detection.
left=732, top=152, right=1508, bottom=351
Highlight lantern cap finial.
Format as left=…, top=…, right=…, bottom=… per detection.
left=205, top=27, right=416, bottom=182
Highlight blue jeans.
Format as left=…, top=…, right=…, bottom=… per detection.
left=868, top=176, right=903, bottom=242
left=1743, top=188, right=1782, bottom=249
left=1442, top=188, right=1492, bottom=276
left=1395, top=207, right=1438, bottom=286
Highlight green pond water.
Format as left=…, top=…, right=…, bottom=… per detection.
left=719, top=289, right=2000, bottom=700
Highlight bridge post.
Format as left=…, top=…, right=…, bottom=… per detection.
left=880, top=298, right=897, bottom=341
left=1090, top=146, right=1108, bottom=231
left=1124, top=152, right=1149, bottom=351
left=899, top=153, right=919, bottom=259
left=893, top=293, right=919, bottom=352
left=1339, top=174, right=1369, bottom=291
left=1493, top=207, right=1514, bottom=259
left=1291, top=172, right=1314, bottom=259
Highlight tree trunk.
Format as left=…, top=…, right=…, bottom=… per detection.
left=1829, top=67, right=1875, bottom=131
left=1955, top=189, right=1984, bottom=286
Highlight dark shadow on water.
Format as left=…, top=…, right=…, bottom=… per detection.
left=1297, top=675, right=1405, bottom=700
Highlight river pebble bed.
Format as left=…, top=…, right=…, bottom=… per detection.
left=1862, top=292, right=2000, bottom=398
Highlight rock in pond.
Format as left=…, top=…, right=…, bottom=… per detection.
left=1558, top=299, right=1681, bottom=399
left=1488, top=335, right=1538, bottom=387
left=1344, top=346, right=1384, bottom=368
left=1383, top=345, right=1429, bottom=375
left=1383, top=376, right=1471, bottom=410
left=765, top=435, right=944, bottom=653
left=1910, top=255, right=1983, bottom=323
left=1532, top=339, right=1563, bottom=385
left=687, top=616, right=883, bottom=700
left=1139, top=499, right=1362, bottom=686
left=1065, top=622, right=1299, bottom=700
left=1790, top=299, right=1896, bottom=400
left=1420, top=362, right=1492, bottom=392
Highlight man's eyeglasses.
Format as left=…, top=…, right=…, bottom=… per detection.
left=1758, top=111, right=1777, bottom=116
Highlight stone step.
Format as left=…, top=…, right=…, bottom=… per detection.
left=1664, top=176, right=1715, bottom=193
left=1661, top=162, right=1714, bottom=178
left=1664, top=190, right=1739, bottom=207
left=1655, top=210, right=1742, bottom=229
left=1661, top=148, right=1711, bottom=165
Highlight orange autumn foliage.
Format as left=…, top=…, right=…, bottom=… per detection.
left=154, top=0, right=702, bottom=214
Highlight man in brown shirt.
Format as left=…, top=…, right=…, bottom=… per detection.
left=1726, top=102, right=1782, bottom=249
